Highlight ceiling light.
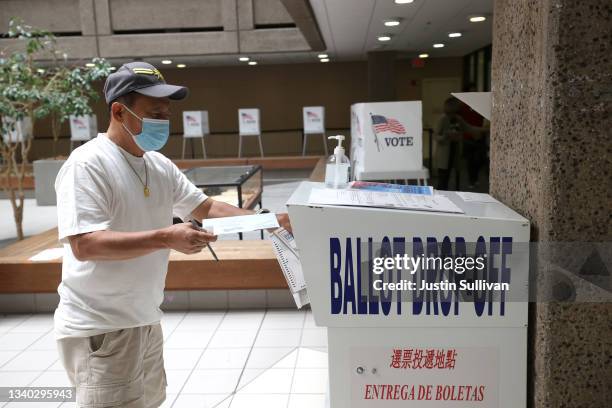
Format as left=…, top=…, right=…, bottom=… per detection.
left=377, top=35, right=392, bottom=42
left=85, top=63, right=95, bottom=67
left=448, top=32, right=462, bottom=38
left=419, top=53, right=429, bottom=58
left=394, top=0, right=414, bottom=4
left=239, top=56, right=250, bottom=62
left=161, top=59, right=172, bottom=64
left=177, top=64, right=186, bottom=68
left=384, top=20, right=401, bottom=27
left=433, top=43, right=445, bottom=48
left=36, top=68, right=45, bottom=73
left=320, top=58, right=330, bottom=63
left=469, top=16, right=486, bottom=22
left=248, top=61, right=258, bottom=65
left=317, top=53, right=328, bottom=59
left=110, top=66, right=117, bottom=71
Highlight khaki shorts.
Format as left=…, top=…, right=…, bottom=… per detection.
left=57, top=324, right=166, bottom=408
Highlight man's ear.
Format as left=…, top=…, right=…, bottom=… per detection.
left=110, top=102, right=123, bottom=121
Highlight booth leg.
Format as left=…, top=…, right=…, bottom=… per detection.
left=302, top=134, right=308, bottom=156
left=238, top=135, right=243, bottom=158
left=322, top=133, right=329, bottom=156
left=201, top=136, right=207, bottom=159
left=258, top=134, right=264, bottom=157
left=181, top=137, right=186, bottom=159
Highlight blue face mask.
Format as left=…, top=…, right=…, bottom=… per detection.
left=121, top=105, right=170, bottom=152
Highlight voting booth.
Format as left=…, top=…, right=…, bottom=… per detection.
left=286, top=182, right=529, bottom=408
left=2, top=116, right=33, bottom=144
left=351, top=101, right=429, bottom=184
left=182, top=111, right=209, bottom=159
left=69, top=115, right=97, bottom=150
left=238, top=108, right=263, bottom=157
left=302, top=106, right=328, bottom=156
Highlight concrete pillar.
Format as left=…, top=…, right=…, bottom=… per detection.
left=93, top=0, right=112, bottom=35
left=490, top=0, right=611, bottom=407
left=237, top=0, right=254, bottom=30
left=367, top=51, right=396, bottom=102
left=78, top=0, right=96, bottom=36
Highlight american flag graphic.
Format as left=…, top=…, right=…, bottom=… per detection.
left=241, top=112, right=255, bottom=122
left=72, top=118, right=86, bottom=129
left=371, top=114, right=406, bottom=134
left=186, top=115, right=198, bottom=125
left=306, top=111, right=320, bottom=120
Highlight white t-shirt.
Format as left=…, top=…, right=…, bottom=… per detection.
left=54, top=133, right=207, bottom=339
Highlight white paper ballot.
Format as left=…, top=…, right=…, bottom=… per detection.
left=456, top=191, right=500, bottom=203
left=308, top=188, right=464, bottom=214
left=202, top=213, right=279, bottom=235
left=269, top=228, right=309, bottom=309
left=28, top=247, right=64, bottom=261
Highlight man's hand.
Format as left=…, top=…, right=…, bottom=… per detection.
left=161, top=222, right=217, bottom=254
left=275, top=213, right=292, bottom=234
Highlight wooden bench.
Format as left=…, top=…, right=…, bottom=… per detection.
left=0, top=157, right=327, bottom=294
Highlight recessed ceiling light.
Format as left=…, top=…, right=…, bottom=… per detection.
left=419, top=53, right=429, bottom=58
left=394, top=0, right=414, bottom=4
left=433, top=43, right=445, bottom=48
left=377, top=35, right=392, bottom=42
left=448, top=32, right=462, bottom=38
left=161, top=59, right=172, bottom=64
left=239, top=56, right=250, bottom=62
left=177, top=64, right=186, bottom=68
left=317, top=53, right=328, bottom=59
left=384, top=20, right=401, bottom=27
left=248, top=61, right=258, bottom=65
left=320, top=58, right=330, bottom=63
left=85, top=63, right=95, bottom=67
left=469, top=16, right=486, bottom=22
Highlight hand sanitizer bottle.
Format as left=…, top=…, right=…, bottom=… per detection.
left=325, top=135, right=351, bottom=189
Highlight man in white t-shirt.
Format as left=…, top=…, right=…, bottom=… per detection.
left=54, top=62, right=291, bottom=407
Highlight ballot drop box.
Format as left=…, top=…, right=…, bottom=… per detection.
left=286, top=182, right=529, bottom=408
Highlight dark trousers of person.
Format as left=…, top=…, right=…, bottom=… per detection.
left=437, top=142, right=458, bottom=191
left=463, top=139, right=488, bottom=185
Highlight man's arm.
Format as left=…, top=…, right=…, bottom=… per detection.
left=192, top=198, right=292, bottom=233
left=68, top=223, right=217, bottom=261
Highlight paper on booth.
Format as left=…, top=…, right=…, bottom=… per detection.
left=456, top=191, right=500, bottom=204
left=29, top=247, right=64, bottom=261
left=308, top=188, right=464, bottom=214
left=201, top=213, right=279, bottom=235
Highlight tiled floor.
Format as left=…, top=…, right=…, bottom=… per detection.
left=0, top=309, right=328, bottom=408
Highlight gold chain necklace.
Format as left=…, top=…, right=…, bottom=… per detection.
left=120, top=151, right=150, bottom=197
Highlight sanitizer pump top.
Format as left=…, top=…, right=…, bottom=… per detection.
left=325, top=135, right=350, bottom=189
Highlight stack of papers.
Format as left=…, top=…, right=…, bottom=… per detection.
left=349, top=181, right=433, bottom=195
left=308, top=188, right=464, bottom=214
left=456, top=192, right=500, bottom=203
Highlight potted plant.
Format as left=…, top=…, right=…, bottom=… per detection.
left=34, top=58, right=111, bottom=205
left=0, top=19, right=110, bottom=239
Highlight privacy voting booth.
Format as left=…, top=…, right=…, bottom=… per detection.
left=182, top=111, right=209, bottom=159
left=351, top=101, right=429, bottom=184
left=238, top=108, right=263, bottom=157
left=69, top=115, right=97, bottom=150
left=286, top=181, right=529, bottom=408
left=302, top=106, right=328, bottom=156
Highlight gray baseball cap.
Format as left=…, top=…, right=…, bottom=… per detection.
left=103, top=62, right=188, bottom=104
